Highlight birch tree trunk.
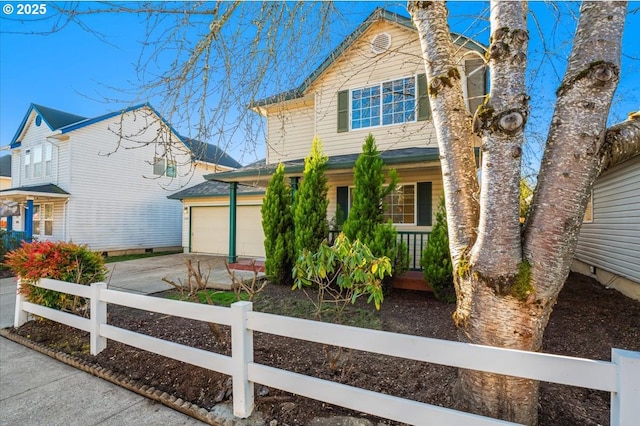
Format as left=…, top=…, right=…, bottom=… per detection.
left=410, top=1, right=635, bottom=425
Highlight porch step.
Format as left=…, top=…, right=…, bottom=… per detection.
left=393, top=271, right=432, bottom=292
left=229, top=258, right=265, bottom=273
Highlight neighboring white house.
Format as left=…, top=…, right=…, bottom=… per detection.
left=0, top=103, right=241, bottom=254
left=572, top=153, right=640, bottom=300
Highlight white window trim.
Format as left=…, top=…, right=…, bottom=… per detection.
left=348, top=182, right=418, bottom=226
left=33, top=202, right=54, bottom=237
left=349, top=75, right=418, bottom=132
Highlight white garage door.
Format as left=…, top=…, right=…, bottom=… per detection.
left=190, top=205, right=265, bottom=257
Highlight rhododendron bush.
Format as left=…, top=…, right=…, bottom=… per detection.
left=4, top=241, right=107, bottom=312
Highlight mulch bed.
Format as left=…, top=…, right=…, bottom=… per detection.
left=4, top=272, right=640, bottom=425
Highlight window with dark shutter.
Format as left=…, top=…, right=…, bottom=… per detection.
left=417, top=74, right=431, bottom=121
left=337, top=90, right=349, bottom=133
left=416, top=182, right=433, bottom=226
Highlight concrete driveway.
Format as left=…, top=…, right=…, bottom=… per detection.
left=105, top=253, right=239, bottom=294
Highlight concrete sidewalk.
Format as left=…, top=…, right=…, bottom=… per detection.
left=0, top=253, right=265, bottom=425
left=0, top=336, right=205, bottom=425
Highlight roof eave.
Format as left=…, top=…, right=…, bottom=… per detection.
left=251, top=8, right=487, bottom=109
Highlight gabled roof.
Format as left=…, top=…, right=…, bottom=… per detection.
left=206, top=147, right=442, bottom=182
left=251, top=8, right=486, bottom=108
left=0, top=155, right=11, bottom=177
left=183, top=138, right=242, bottom=169
left=167, top=179, right=265, bottom=200
left=9, top=103, right=241, bottom=169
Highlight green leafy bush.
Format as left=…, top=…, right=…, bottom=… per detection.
left=4, top=241, right=107, bottom=311
left=421, top=196, right=455, bottom=302
left=293, top=233, right=392, bottom=321
left=261, top=163, right=295, bottom=285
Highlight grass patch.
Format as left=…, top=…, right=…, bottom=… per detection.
left=104, top=250, right=182, bottom=264
left=197, top=290, right=250, bottom=307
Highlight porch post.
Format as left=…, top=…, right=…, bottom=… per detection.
left=6, top=216, right=12, bottom=231
left=228, top=182, right=238, bottom=264
left=25, top=199, right=34, bottom=240
left=290, top=177, right=299, bottom=203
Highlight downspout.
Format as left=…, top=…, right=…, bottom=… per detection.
left=228, top=182, right=238, bottom=264
left=63, top=197, right=70, bottom=241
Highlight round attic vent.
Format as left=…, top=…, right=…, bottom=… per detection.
left=370, top=32, right=391, bottom=54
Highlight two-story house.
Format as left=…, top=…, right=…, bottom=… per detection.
left=0, top=103, right=241, bottom=254
left=169, top=9, right=487, bottom=268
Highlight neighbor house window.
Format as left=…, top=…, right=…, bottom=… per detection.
left=338, top=74, right=431, bottom=133
left=153, top=157, right=165, bottom=176
left=153, top=157, right=177, bottom=177
left=25, top=143, right=53, bottom=178
left=24, top=150, right=31, bottom=178
left=32, top=203, right=54, bottom=236
left=33, top=146, right=43, bottom=177
left=166, top=160, right=177, bottom=178
left=44, top=144, right=52, bottom=176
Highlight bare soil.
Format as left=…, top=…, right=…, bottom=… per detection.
left=7, top=271, right=640, bottom=425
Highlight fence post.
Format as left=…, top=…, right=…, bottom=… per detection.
left=90, top=282, right=107, bottom=355
left=14, top=278, right=28, bottom=328
left=611, top=348, right=640, bottom=425
left=231, top=301, right=254, bottom=418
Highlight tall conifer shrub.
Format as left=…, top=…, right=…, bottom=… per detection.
left=261, top=163, right=294, bottom=285
left=293, top=138, right=329, bottom=256
left=342, top=134, right=408, bottom=288
left=421, top=196, right=455, bottom=302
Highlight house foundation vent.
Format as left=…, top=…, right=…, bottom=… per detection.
left=371, top=32, right=391, bottom=54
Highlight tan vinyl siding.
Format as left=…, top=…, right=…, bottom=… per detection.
left=266, top=99, right=316, bottom=165
left=575, top=155, right=640, bottom=283
left=263, top=21, right=482, bottom=164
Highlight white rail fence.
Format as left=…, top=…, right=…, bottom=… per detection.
left=13, top=278, right=640, bottom=426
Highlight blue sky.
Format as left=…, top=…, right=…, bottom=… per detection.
left=0, top=1, right=638, bottom=168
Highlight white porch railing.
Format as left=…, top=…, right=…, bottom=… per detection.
left=13, top=278, right=640, bottom=426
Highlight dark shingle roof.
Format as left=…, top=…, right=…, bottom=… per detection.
left=0, top=155, right=11, bottom=177
left=182, top=139, right=242, bottom=169
left=32, top=104, right=87, bottom=130
left=0, top=184, right=69, bottom=195
left=206, top=147, right=441, bottom=181
left=10, top=103, right=241, bottom=169
left=167, top=180, right=265, bottom=200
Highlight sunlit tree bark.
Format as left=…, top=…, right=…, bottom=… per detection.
left=410, top=1, right=638, bottom=424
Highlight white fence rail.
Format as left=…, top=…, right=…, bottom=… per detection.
left=14, top=278, right=640, bottom=426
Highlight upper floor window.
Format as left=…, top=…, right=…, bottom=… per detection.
left=338, top=74, right=430, bottom=133
left=351, top=77, right=416, bottom=131
left=24, top=143, right=53, bottom=179
left=153, top=157, right=177, bottom=178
